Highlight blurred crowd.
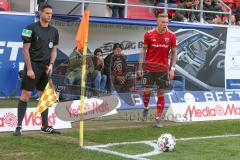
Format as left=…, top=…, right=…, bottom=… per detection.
left=2, top=0, right=240, bottom=25
left=152, top=0, right=240, bottom=25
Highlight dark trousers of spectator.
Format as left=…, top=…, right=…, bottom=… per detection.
left=112, top=6, right=124, bottom=18
left=106, top=74, right=113, bottom=93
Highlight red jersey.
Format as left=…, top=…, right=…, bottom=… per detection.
left=143, top=28, right=176, bottom=72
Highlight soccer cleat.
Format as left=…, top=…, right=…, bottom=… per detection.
left=13, top=126, right=22, bottom=136
left=155, top=118, right=163, bottom=128
left=41, top=126, right=61, bottom=134
left=141, top=109, right=149, bottom=121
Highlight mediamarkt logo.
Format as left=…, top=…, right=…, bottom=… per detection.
left=0, top=111, right=56, bottom=127
left=185, top=104, right=240, bottom=117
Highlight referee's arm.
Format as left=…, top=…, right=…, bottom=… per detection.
left=23, top=43, right=35, bottom=79
left=50, top=45, right=57, bottom=64
left=50, top=29, right=59, bottom=65
left=46, top=45, right=58, bottom=76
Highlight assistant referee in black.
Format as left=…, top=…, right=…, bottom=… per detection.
left=13, top=4, right=60, bottom=136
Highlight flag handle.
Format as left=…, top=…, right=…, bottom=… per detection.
left=80, top=42, right=87, bottom=147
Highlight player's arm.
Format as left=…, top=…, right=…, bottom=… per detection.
left=170, top=47, right=177, bottom=69
left=139, top=32, right=149, bottom=77
left=138, top=44, right=147, bottom=77
left=138, top=33, right=149, bottom=77
left=139, top=44, right=147, bottom=69
left=169, top=34, right=177, bottom=80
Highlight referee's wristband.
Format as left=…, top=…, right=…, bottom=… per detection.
left=170, top=66, right=176, bottom=71
left=49, top=62, right=54, bottom=65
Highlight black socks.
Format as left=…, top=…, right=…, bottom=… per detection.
left=17, top=100, right=27, bottom=127
left=41, top=108, right=49, bottom=127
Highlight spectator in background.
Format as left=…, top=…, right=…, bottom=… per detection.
left=0, top=0, right=11, bottom=11
left=222, top=0, right=234, bottom=9
left=65, top=47, right=97, bottom=89
left=92, top=48, right=107, bottom=94
left=203, top=0, right=223, bottom=24
left=153, top=0, right=178, bottom=18
left=173, top=0, right=192, bottom=22
left=108, top=0, right=125, bottom=18
left=190, top=0, right=201, bottom=22
left=231, top=14, right=237, bottom=25
left=153, top=0, right=178, bottom=8
left=104, top=51, right=114, bottom=93
left=110, top=43, right=130, bottom=93
left=233, top=3, right=240, bottom=24
left=104, top=43, right=127, bottom=93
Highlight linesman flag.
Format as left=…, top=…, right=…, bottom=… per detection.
left=35, top=80, right=57, bottom=116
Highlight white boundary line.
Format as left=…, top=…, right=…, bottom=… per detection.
left=84, top=141, right=161, bottom=160
left=83, top=134, right=240, bottom=160
left=176, top=134, right=240, bottom=141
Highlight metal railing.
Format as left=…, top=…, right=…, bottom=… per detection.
left=35, top=0, right=232, bottom=25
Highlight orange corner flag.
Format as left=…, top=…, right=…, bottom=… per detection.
left=35, top=80, right=58, bottom=116
left=76, top=10, right=90, bottom=51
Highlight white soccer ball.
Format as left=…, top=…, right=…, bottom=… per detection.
left=157, top=133, right=176, bottom=152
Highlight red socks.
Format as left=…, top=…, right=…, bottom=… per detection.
left=143, top=92, right=150, bottom=109
left=157, top=96, right=164, bottom=118
left=143, top=92, right=165, bottom=118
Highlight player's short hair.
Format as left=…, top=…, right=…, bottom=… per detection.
left=157, top=13, right=168, bottom=19
left=40, top=4, right=52, bottom=11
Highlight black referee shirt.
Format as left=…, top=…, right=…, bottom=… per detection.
left=21, top=21, right=59, bottom=63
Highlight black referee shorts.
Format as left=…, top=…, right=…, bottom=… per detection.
left=142, top=71, right=169, bottom=89
left=21, top=61, right=49, bottom=91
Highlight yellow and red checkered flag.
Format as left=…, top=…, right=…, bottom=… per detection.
left=35, top=80, right=57, bottom=116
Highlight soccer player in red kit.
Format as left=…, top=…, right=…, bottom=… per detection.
left=138, top=13, right=177, bottom=127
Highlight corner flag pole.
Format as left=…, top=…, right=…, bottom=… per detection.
left=75, top=10, right=90, bottom=147
left=80, top=41, right=87, bottom=147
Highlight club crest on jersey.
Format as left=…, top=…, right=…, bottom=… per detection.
left=164, top=37, right=169, bottom=43
left=152, top=39, right=156, bottom=42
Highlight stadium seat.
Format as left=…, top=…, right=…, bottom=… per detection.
left=0, top=0, right=11, bottom=11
